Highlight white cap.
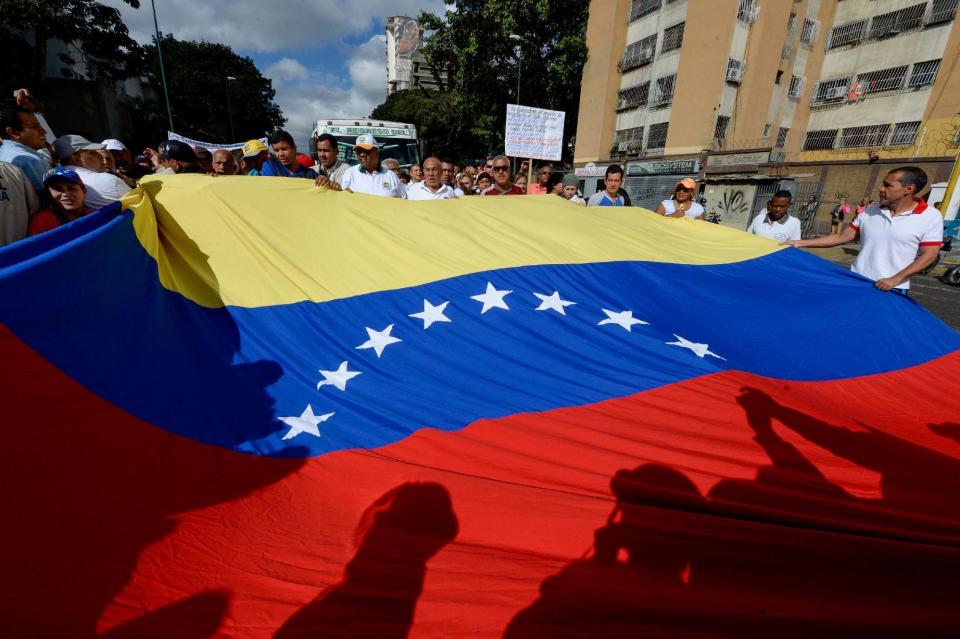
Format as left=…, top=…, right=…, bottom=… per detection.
left=354, top=134, right=378, bottom=150
left=53, top=135, right=104, bottom=161
left=102, top=138, right=126, bottom=151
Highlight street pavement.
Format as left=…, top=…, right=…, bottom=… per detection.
left=805, top=245, right=960, bottom=331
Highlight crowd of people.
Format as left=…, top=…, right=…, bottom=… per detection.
left=0, top=90, right=944, bottom=294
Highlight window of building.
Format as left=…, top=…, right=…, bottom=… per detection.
left=856, top=65, right=908, bottom=94
left=714, top=116, right=731, bottom=144
left=788, top=75, right=806, bottom=99
left=909, top=59, right=941, bottom=87
left=788, top=12, right=798, bottom=32
left=630, top=0, right=662, bottom=22
left=827, top=19, right=867, bottom=48
left=763, top=124, right=771, bottom=139
left=812, top=76, right=852, bottom=104
left=889, top=121, right=921, bottom=146
left=838, top=124, right=890, bottom=148
left=928, top=0, right=959, bottom=25
left=616, top=82, right=651, bottom=111
left=620, top=34, right=658, bottom=72
left=953, top=127, right=960, bottom=145
left=869, top=3, right=926, bottom=39
left=616, top=126, right=646, bottom=153
left=661, top=22, right=685, bottom=53
left=647, top=122, right=669, bottom=151
left=726, top=58, right=745, bottom=83
left=801, top=18, right=821, bottom=45
left=803, top=129, right=839, bottom=150
left=776, top=127, right=790, bottom=149
left=776, top=70, right=784, bottom=84
left=737, top=0, right=758, bottom=24
left=651, top=74, right=677, bottom=107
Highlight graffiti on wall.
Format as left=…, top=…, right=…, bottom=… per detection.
left=703, top=184, right=757, bottom=230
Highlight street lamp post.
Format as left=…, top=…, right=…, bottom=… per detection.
left=225, top=76, right=237, bottom=141
left=509, top=34, right=522, bottom=175
left=150, top=0, right=175, bottom=133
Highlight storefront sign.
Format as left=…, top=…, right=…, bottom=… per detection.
left=626, top=159, right=699, bottom=176
left=705, top=151, right=769, bottom=169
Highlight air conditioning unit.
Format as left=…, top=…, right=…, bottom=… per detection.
left=726, top=66, right=744, bottom=83
left=628, top=142, right=643, bottom=152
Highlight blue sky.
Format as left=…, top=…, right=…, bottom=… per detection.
left=104, top=0, right=449, bottom=146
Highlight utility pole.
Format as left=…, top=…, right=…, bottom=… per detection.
left=150, top=0, right=175, bottom=133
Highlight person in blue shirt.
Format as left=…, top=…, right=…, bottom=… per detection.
left=587, top=165, right=626, bottom=207
left=260, top=130, right=317, bottom=180
left=0, top=104, right=51, bottom=196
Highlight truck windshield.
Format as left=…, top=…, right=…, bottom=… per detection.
left=331, top=136, right=420, bottom=168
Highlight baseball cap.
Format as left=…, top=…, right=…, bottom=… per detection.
left=354, top=134, right=378, bottom=150
left=241, top=139, right=268, bottom=158
left=53, top=134, right=105, bottom=161
left=476, top=171, right=492, bottom=181
left=42, top=166, right=85, bottom=188
left=296, top=153, right=313, bottom=169
left=562, top=173, right=579, bottom=187
left=102, top=138, right=127, bottom=152
left=676, top=178, right=697, bottom=190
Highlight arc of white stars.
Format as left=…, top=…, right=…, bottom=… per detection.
left=356, top=324, right=402, bottom=358
left=409, top=299, right=452, bottom=329
left=598, top=308, right=649, bottom=332
left=470, top=282, right=512, bottom=313
left=278, top=404, right=334, bottom=440
left=666, top=334, right=725, bottom=360
left=533, top=291, right=576, bottom=315
left=317, top=361, right=361, bottom=391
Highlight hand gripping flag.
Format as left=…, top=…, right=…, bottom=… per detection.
left=1, top=176, right=959, bottom=638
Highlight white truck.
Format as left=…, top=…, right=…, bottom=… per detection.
left=309, top=119, right=421, bottom=169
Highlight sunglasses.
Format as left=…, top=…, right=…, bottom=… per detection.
left=676, top=186, right=693, bottom=192
left=492, top=166, right=510, bottom=172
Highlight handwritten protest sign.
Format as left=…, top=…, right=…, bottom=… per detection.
left=504, top=105, right=565, bottom=161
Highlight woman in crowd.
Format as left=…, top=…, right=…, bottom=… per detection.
left=457, top=173, right=475, bottom=196
left=562, top=174, right=586, bottom=205
left=546, top=172, right=565, bottom=196
left=514, top=173, right=528, bottom=191
left=27, top=167, right=92, bottom=236
left=475, top=171, right=492, bottom=193
left=656, top=178, right=705, bottom=220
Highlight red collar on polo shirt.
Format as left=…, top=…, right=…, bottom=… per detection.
left=910, top=197, right=927, bottom=214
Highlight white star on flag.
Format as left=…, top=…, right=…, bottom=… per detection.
left=409, top=299, right=452, bottom=329
left=356, top=324, right=402, bottom=358
left=278, top=404, right=334, bottom=440
left=317, top=361, right=362, bottom=391
left=471, top=282, right=512, bottom=313
left=533, top=291, right=576, bottom=315
left=598, top=309, right=649, bottom=332
left=666, top=334, right=725, bottom=360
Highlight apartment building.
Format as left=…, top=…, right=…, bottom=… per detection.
left=574, top=0, right=959, bottom=229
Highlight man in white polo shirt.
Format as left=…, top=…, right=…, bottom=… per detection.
left=784, top=166, right=942, bottom=293
left=747, top=190, right=801, bottom=242
left=339, top=135, right=404, bottom=198
left=54, top=134, right=131, bottom=210
left=406, top=156, right=455, bottom=200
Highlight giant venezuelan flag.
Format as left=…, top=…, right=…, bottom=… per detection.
left=1, top=175, right=959, bottom=638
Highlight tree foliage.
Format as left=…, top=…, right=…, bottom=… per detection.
left=374, top=0, right=589, bottom=160
left=136, top=36, right=285, bottom=145
left=370, top=89, right=461, bottom=158
left=0, top=0, right=142, bottom=90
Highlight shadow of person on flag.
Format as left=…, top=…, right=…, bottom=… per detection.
left=275, top=481, right=458, bottom=639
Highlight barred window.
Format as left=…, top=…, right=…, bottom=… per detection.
left=928, top=0, right=959, bottom=25
left=856, top=65, right=908, bottom=93
left=776, top=127, right=790, bottom=149
left=827, top=19, right=867, bottom=48
left=617, top=126, right=646, bottom=152
left=889, top=121, right=921, bottom=146
left=909, top=59, right=941, bottom=87
left=788, top=75, right=806, bottom=99
left=714, top=116, right=731, bottom=143
left=801, top=18, right=821, bottom=45
left=651, top=74, right=676, bottom=107
left=726, top=58, right=745, bottom=83
left=803, top=129, right=838, bottom=150
left=617, top=82, right=651, bottom=111
left=661, top=22, right=685, bottom=53
left=737, top=0, right=757, bottom=24
left=838, top=124, right=889, bottom=148
left=621, top=34, right=657, bottom=71
left=647, top=122, right=669, bottom=150
left=869, top=3, right=925, bottom=39
left=812, top=76, right=852, bottom=104
left=630, top=0, right=661, bottom=22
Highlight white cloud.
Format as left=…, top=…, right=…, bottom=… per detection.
left=264, top=58, right=309, bottom=83
left=268, top=36, right=389, bottom=148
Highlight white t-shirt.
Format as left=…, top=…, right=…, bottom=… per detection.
left=661, top=199, right=705, bottom=219
left=64, top=165, right=131, bottom=210
left=340, top=164, right=405, bottom=198
left=407, top=181, right=456, bottom=200
left=746, top=211, right=801, bottom=242
left=849, top=199, right=943, bottom=290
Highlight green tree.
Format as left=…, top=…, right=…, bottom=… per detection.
left=370, top=89, right=461, bottom=158
left=407, top=0, right=589, bottom=160
left=0, top=0, right=142, bottom=90
left=136, top=36, right=285, bottom=145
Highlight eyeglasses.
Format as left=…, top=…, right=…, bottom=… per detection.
left=492, top=165, right=510, bottom=172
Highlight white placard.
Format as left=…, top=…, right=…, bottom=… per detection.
left=167, top=131, right=265, bottom=152
left=504, top=104, right=565, bottom=161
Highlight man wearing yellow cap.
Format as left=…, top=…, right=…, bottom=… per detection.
left=240, top=139, right=269, bottom=176
left=339, top=135, right=404, bottom=198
